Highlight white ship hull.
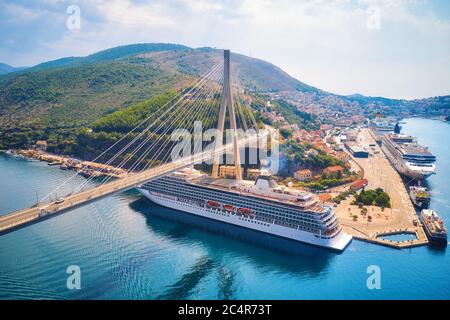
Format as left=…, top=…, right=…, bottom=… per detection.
left=138, top=189, right=352, bottom=251
left=381, top=143, right=434, bottom=180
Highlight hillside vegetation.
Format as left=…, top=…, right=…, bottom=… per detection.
left=2, top=42, right=444, bottom=165
left=0, top=44, right=317, bottom=130
left=0, top=59, right=185, bottom=128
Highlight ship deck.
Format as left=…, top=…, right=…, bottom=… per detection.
left=187, top=176, right=328, bottom=214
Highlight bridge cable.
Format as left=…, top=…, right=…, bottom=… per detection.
left=130, top=71, right=224, bottom=174
left=91, top=67, right=224, bottom=188
left=41, top=60, right=222, bottom=200
left=154, top=77, right=224, bottom=171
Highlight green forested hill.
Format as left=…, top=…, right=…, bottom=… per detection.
left=0, top=43, right=322, bottom=161
left=0, top=63, right=16, bottom=75
left=0, top=44, right=318, bottom=129
left=0, top=63, right=26, bottom=76
left=0, top=60, right=183, bottom=127
left=30, top=43, right=189, bottom=71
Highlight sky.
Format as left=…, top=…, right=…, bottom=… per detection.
left=0, top=0, right=449, bottom=100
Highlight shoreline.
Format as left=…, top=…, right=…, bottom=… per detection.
left=1, top=149, right=127, bottom=180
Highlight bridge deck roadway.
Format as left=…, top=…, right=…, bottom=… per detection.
left=0, top=134, right=261, bottom=235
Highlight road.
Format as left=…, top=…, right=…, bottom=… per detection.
left=0, top=133, right=263, bottom=235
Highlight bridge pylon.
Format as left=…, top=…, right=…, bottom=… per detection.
left=211, top=50, right=243, bottom=180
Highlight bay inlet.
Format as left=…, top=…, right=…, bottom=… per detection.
left=0, top=118, right=449, bottom=299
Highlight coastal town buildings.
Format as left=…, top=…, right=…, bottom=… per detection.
left=294, top=169, right=312, bottom=181
left=35, top=140, right=47, bottom=151
left=219, top=165, right=237, bottom=178
left=350, top=179, right=368, bottom=191
left=323, top=165, right=344, bottom=176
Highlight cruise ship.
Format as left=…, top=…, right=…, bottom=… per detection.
left=369, top=119, right=396, bottom=143
left=381, top=133, right=436, bottom=180
left=419, top=209, right=447, bottom=246
left=409, top=186, right=430, bottom=208
left=137, top=168, right=352, bottom=251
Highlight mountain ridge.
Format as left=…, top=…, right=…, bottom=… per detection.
left=0, top=63, right=27, bottom=76
left=0, top=43, right=322, bottom=128
left=0, top=43, right=448, bottom=129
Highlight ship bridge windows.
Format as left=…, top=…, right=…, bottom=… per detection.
left=403, top=156, right=435, bottom=163
left=407, top=163, right=434, bottom=168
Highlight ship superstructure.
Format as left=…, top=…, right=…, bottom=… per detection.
left=137, top=50, right=352, bottom=252
left=138, top=169, right=352, bottom=251
left=369, top=119, right=396, bottom=143
left=409, top=186, right=431, bottom=208
left=420, top=209, right=447, bottom=246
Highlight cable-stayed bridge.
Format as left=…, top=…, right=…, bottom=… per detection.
left=0, top=50, right=268, bottom=235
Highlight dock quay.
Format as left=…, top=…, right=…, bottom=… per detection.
left=11, top=149, right=128, bottom=179
left=335, top=128, right=429, bottom=249
left=341, top=222, right=428, bottom=249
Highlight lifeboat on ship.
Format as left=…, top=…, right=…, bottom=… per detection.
left=238, top=208, right=255, bottom=218
left=223, top=205, right=236, bottom=213
left=206, top=200, right=221, bottom=208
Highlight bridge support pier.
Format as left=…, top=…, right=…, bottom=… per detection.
left=211, top=50, right=243, bottom=180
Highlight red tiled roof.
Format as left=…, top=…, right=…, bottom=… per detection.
left=324, top=165, right=344, bottom=173
left=295, top=169, right=312, bottom=175
left=319, top=193, right=332, bottom=201
left=351, top=179, right=368, bottom=190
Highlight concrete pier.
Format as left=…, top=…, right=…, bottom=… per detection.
left=335, top=128, right=428, bottom=249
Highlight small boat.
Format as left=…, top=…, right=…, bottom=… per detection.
left=409, top=186, right=430, bottom=208
left=223, top=205, right=235, bottom=213
left=206, top=200, right=220, bottom=208
left=420, top=209, right=447, bottom=246
left=238, top=207, right=255, bottom=218
left=60, top=164, right=68, bottom=170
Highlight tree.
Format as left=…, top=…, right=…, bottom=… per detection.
left=279, top=128, right=292, bottom=139
left=353, top=187, right=391, bottom=208
left=375, top=193, right=391, bottom=208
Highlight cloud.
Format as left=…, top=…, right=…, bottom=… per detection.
left=181, top=0, right=223, bottom=12
left=97, top=0, right=174, bottom=27
left=0, top=0, right=449, bottom=99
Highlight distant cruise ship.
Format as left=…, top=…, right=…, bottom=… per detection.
left=381, top=133, right=436, bottom=180
left=369, top=119, right=396, bottom=143
left=420, top=209, right=447, bottom=246
left=137, top=168, right=352, bottom=251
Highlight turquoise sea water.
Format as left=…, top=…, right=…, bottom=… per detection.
left=379, top=233, right=417, bottom=242
left=0, top=118, right=449, bottom=300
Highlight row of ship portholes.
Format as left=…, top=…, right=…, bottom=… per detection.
left=169, top=196, right=320, bottom=231
left=204, top=206, right=271, bottom=227
left=160, top=196, right=272, bottom=227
